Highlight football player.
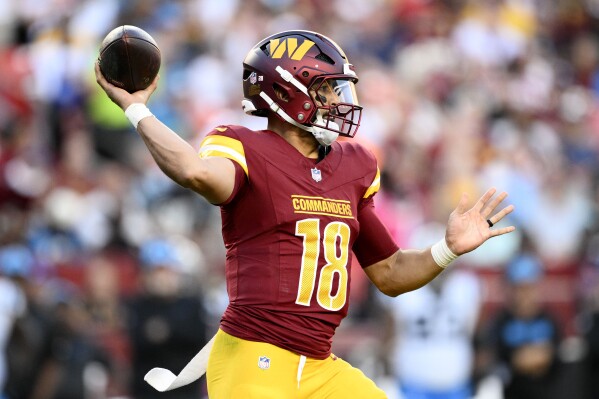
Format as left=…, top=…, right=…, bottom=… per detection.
left=95, top=30, right=515, bottom=399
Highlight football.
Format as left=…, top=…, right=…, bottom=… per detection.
left=98, top=25, right=161, bottom=93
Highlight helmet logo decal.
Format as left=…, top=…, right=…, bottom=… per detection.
left=270, top=38, right=315, bottom=61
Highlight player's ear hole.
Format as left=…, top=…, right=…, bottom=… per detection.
left=273, top=83, right=290, bottom=102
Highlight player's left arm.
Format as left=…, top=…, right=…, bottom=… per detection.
left=363, top=188, right=515, bottom=297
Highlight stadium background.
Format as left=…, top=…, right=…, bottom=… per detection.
left=1, top=0, right=599, bottom=398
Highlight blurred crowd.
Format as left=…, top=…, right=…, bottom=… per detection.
left=2, top=0, right=599, bottom=398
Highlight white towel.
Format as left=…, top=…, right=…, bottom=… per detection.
left=144, top=334, right=216, bottom=392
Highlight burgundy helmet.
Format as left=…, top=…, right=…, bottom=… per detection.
left=242, top=30, right=362, bottom=143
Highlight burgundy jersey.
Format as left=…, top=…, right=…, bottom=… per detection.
left=198, top=125, right=398, bottom=359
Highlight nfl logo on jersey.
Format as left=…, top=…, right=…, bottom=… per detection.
left=258, top=356, right=271, bottom=370
left=311, top=167, right=322, bottom=182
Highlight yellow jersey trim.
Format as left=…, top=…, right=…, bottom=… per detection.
left=363, top=167, right=380, bottom=198
left=199, top=135, right=248, bottom=177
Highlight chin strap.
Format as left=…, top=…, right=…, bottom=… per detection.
left=258, top=91, right=338, bottom=146
left=311, top=114, right=339, bottom=146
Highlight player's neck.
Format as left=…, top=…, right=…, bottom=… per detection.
left=267, top=117, right=319, bottom=159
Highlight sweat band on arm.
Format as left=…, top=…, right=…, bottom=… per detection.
left=125, top=103, right=153, bottom=129
left=431, top=238, right=458, bottom=269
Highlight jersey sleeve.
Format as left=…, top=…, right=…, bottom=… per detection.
left=353, top=197, right=399, bottom=268
left=198, top=125, right=249, bottom=206
left=218, top=161, right=248, bottom=206
left=198, top=126, right=249, bottom=178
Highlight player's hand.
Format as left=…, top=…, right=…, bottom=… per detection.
left=445, top=187, right=515, bottom=255
left=94, top=61, right=159, bottom=111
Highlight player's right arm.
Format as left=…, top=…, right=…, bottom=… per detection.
left=94, top=62, right=235, bottom=204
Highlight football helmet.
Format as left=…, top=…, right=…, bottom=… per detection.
left=242, top=30, right=362, bottom=146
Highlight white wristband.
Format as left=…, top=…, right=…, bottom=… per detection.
left=431, top=238, right=458, bottom=269
left=125, top=103, right=153, bottom=129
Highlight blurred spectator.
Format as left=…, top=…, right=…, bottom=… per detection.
left=475, top=254, right=563, bottom=399
left=125, top=238, right=207, bottom=399
left=82, top=252, right=131, bottom=397
left=4, top=244, right=53, bottom=399
left=580, top=194, right=599, bottom=399
left=0, top=245, right=28, bottom=399
left=582, top=280, right=599, bottom=399
left=26, top=278, right=111, bottom=399
left=381, top=265, right=482, bottom=399
left=453, top=0, right=536, bottom=68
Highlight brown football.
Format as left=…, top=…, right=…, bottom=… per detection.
left=98, top=25, right=161, bottom=93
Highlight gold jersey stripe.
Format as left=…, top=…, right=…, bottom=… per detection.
left=198, top=135, right=248, bottom=177
left=363, top=167, right=381, bottom=198
left=200, top=135, right=244, bottom=154
left=199, top=147, right=249, bottom=176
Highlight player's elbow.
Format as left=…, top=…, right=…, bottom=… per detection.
left=177, top=159, right=234, bottom=204
left=374, top=275, right=429, bottom=297
left=178, top=164, right=210, bottom=191
left=373, top=281, right=404, bottom=297
left=375, top=285, right=398, bottom=297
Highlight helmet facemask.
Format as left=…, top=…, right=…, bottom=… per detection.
left=308, top=76, right=362, bottom=139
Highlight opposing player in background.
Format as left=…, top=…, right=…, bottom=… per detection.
left=95, top=30, right=515, bottom=398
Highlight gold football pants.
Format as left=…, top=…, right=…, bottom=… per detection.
left=207, top=329, right=387, bottom=399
